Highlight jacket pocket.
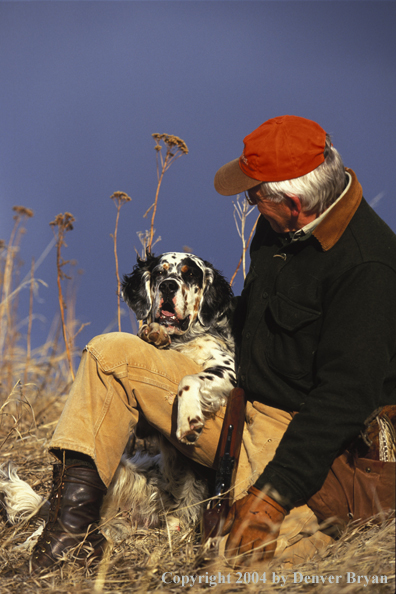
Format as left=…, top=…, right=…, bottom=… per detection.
left=266, top=293, right=321, bottom=379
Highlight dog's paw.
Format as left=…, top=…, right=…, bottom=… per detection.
left=176, top=377, right=204, bottom=444
left=138, top=323, right=171, bottom=349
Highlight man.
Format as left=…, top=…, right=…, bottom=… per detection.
left=214, top=115, right=396, bottom=563
left=31, top=115, right=395, bottom=571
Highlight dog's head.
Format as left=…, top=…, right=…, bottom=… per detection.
left=122, top=252, right=233, bottom=335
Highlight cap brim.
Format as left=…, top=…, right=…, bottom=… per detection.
left=214, top=158, right=262, bottom=196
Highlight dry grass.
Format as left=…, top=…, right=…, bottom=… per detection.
left=141, top=133, right=188, bottom=255
left=230, top=195, right=259, bottom=287
left=0, top=380, right=394, bottom=593
left=49, top=212, right=77, bottom=382
left=110, top=192, right=132, bottom=332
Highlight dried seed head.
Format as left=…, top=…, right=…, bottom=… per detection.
left=49, top=212, right=75, bottom=232
left=152, top=133, right=188, bottom=155
left=110, top=191, right=132, bottom=203
left=110, top=192, right=132, bottom=212
left=12, top=206, right=34, bottom=218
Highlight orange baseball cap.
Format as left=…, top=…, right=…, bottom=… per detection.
left=214, top=115, right=327, bottom=196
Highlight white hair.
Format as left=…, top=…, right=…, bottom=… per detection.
left=259, top=135, right=346, bottom=215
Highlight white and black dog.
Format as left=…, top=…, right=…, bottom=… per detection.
left=0, top=252, right=236, bottom=543
left=122, top=251, right=236, bottom=443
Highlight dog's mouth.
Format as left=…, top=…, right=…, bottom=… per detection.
left=155, top=302, right=190, bottom=333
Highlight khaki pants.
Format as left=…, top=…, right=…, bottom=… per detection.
left=50, top=332, right=333, bottom=563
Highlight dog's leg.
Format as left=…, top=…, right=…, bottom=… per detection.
left=102, top=442, right=208, bottom=539
left=176, top=376, right=206, bottom=443
left=138, top=323, right=171, bottom=349
left=176, top=370, right=234, bottom=444
left=101, top=451, right=171, bottom=541
left=158, top=437, right=208, bottom=527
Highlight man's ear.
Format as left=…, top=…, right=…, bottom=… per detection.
left=286, top=194, right=302, bottom=217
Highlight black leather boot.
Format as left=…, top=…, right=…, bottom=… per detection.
left=31, top=463, right=107, bottom=572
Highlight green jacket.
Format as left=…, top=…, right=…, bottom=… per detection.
left=234, top=168, right=396, bottom=507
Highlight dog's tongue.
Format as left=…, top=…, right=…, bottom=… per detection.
left=161, top=309, right=175, bottom=317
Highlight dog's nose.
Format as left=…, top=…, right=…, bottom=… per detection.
left=160, top=279, right=178, bottom=297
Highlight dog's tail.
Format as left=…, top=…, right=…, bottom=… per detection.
left=0, top=462, right=49, bottom=524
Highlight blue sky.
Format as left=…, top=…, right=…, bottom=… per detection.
left=1, top=1, right=395, bottom=351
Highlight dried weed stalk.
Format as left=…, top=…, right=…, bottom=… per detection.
left=49, top=213, right=76, bottom=381
left=230, top=195, right=259, bottom=286
left=0, top=381, right=37, bottom=451
left=23, top=258, right=35, bottom=386
left=110, top=192, right=132, bottom=332
left=136, top=229, right=162, bottom=259
left=0, top=207, right=34, bottom=393
left=142, top=133, right=188, bottom=255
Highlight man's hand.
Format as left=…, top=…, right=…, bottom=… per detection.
left=223, top=486, right=287, bottom=566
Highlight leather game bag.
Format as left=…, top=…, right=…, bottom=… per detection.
left=307, top=406, right=396, bottom=526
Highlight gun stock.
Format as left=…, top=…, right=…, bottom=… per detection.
left=202, top=387, right=246, bottom=544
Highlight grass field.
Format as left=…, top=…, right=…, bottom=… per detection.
left=0, top=423, right=394, bottom=594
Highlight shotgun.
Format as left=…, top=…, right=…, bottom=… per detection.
left=201, top=387, right=246, bottom=544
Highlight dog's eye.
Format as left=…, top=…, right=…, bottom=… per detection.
left=182, top=268, right=200, bottom=283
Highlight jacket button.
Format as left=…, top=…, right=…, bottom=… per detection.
left=262, top=292, right=268, bottom=299
left=240, top=374, right=246, bottom=382
left=365, top=467, right=371, bottom=473
left=246, top=332, right=251, bottom=339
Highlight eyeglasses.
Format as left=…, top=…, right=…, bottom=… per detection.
left=244, top=191, right=254, bottom=205
left=244, top=188, right=261, bottom=206
left=245, top=187, right=272, bottom=206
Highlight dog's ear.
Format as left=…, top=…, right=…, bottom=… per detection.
left=198, top=262, right=233, bottom=327
left=122, top=252, right=158, bottom=320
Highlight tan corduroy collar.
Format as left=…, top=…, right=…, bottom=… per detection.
left=312, top=168, right=362, bottom=251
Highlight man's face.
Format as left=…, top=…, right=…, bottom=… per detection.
left=246, top=185, right=297, bottom=233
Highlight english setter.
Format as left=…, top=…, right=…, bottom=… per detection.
left=122, top=251, right=236, bottom=443
left=0, top=252, right=236, bottom=545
